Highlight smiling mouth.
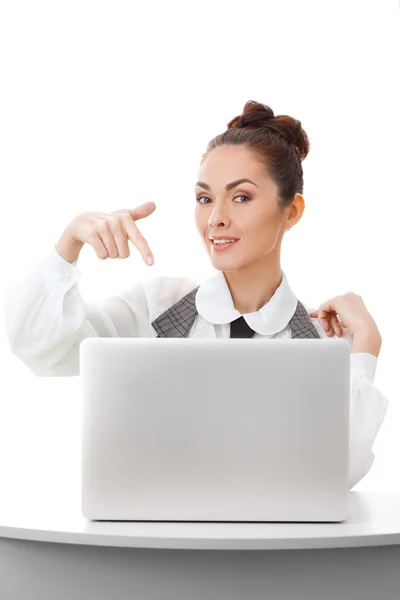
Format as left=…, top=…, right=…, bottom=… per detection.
left=209, top=239, right=240, bottom=251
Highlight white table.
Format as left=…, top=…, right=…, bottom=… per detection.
left=1, top=490, right=400, bottom=599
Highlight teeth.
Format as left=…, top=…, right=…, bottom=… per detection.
left=213, top=239, right=237, bottom=244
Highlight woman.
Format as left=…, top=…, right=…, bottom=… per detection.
left=4, top=100, right=389, bottom=489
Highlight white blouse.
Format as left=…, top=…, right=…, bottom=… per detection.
left=4, top=245, right=389, bottom=489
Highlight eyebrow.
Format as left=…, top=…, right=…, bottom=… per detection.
left=195, top=178, right=259, bottom=192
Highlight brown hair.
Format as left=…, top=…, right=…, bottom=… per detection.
left=202, top=100, right=310, bottom=215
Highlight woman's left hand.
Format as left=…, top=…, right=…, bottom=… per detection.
left=309, top=292, right=381, bottom=340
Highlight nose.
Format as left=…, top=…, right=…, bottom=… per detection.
left=208, top=207, right=228, bottom=228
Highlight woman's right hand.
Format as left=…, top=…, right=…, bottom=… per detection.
left=63, top=202, right=157, bottom=265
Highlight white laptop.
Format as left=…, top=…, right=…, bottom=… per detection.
left=80, top=337, right=350, bottom=523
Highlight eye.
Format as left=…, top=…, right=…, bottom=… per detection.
left=196, top=195, right=251, bottom=204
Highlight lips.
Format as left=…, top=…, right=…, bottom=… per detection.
left=210, top=239, right=240, bottom=252
left=209, top=237, right=239, bottom=241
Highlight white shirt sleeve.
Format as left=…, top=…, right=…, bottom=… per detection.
left=339, top=341, right=389, bottom=490
left=307, top=308, right=389, bottom=490
left=347, top=363, right=389, bottom=489
left=4, top=246, right=147, bottom=377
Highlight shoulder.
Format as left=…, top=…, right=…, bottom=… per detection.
left=142, top=274, right=200, bottom=298
left=139, top=274, right=201, bottom=319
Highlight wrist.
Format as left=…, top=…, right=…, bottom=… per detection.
left=351, top=331, right=382, bottom=358
left=55, top=230, right=84, bottom=264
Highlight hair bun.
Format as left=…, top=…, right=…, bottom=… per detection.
left=227, top=101, right=275, bottom=130
left=227, top=100, right=309, bottom=161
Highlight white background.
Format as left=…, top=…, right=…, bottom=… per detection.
left=0, top=0, right=398, bottom=514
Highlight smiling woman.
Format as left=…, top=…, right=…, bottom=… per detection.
left=194, top=100, right=309, bottom=314
left=4, top=99, right=389, bottom=491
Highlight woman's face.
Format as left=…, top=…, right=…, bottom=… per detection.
left=195, top=145, right=289, bottom=270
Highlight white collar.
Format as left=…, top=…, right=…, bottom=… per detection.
left=195, top=269, right=298, bottom=335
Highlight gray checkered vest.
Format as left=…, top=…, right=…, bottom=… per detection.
left=151, top=285, right=321, bottom=339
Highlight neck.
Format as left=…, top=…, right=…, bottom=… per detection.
left=223, top=261, right=283, bottom=314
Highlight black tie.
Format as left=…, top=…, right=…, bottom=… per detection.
left=230, top=315, right=256, bottom=338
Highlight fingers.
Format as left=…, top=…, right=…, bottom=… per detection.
left=321, top=312, right=343, bottom=336
left=89, top=211, right=154, bottom=265
left=121, top=214, right=154, bottom=265
left=110, top=206, right=155, bottom=264
left=97, top=220, right=119, bottom=258
left=313, top=308, right=331, bottom=333
left=326, top=313, right=343, bottom=337
left=125, top=203, right=156, bottom=221
left=88, top=231, right=109, bottom=260
left=81, top=205, right=156, bottom=264
left=310, top=309, right=343, bottom=337
left=108, top=217, right=130, bottom=258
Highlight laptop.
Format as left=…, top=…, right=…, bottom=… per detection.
left=80, top=337, right=350, bottom=522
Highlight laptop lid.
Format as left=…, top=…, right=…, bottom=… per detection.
left=80, top=337, right=350, bottom=522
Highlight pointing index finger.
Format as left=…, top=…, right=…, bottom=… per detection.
left=123, top=216, right=154, bottom=265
